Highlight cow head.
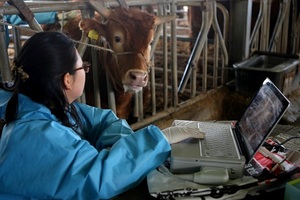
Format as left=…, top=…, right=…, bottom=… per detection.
left=79, top=3, right=174, bottom=94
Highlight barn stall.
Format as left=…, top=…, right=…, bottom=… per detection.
left=1, top=0, right=300, bottom=131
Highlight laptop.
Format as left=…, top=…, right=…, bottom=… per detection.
left=170, top=78, right=290, bottom=179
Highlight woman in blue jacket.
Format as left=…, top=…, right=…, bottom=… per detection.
left=0, top=32, right=203, bottom=199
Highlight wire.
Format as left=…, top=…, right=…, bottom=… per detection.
left=276, top=136, right=300, bottom=146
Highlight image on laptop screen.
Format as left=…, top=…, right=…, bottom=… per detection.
left=235, top=79, right=289, bottom=159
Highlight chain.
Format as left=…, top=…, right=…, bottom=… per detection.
left=0, top=20, right=116, bottom=54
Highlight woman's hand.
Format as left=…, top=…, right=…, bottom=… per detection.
left=162, top=126, right=205, bottom=144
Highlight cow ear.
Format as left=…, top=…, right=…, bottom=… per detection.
left=79, top=19, right=105, bottom=40
left=154, top=15, right=176, bottom=25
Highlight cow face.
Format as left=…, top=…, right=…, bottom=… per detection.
left=79, top=7, right=155, bottom=94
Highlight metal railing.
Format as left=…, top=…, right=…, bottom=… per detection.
left=249, top=0, right=299, bottom=55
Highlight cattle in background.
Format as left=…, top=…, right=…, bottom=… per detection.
left=63, top=3, right=173, bottom=122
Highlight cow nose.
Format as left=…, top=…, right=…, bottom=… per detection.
left=129, top=71, right=147, bottom=80
left=128, top=70, right=148, bottom=86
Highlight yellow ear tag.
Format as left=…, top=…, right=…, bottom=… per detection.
left=88, top=30, right=99, bottom=40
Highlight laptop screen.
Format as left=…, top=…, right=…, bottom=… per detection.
left=235, top=78, right=290, bottom=162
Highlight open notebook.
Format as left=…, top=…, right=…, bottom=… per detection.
left=170, top=78, right=290, bottom=179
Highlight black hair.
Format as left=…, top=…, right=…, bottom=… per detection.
left=4, top=31, right=83, bottom=136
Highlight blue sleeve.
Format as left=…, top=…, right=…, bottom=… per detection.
left=0, top=89, right=12, bottom=118
left=5, top=12, right=57, bottom=25
left=0, top=117, right=171, bottom=199
left=75, top=102, right=134, bottom=149
left=0, top=97, right=171, bottom=199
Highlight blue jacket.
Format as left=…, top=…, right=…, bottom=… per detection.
left=0, top=89, right=171, bottom=199
left=3, top=11, right=58, bottom=48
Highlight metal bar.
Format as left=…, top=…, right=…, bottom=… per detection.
left=243, top=0, right=253, bottom=59
left=213, top=31, right=219, bottom=89
left=150, top=10, right=166, bottom=115
left=229, top=0, right=252, bottom=65
left=211, top=0, right=228, bottom=85
left=178, top=0, right=213, bottom=93
left=292, top=1, right=300, bottom=54
left=150, top=58, right=156, bottom=115
left=77, top=9, right=93, bottom=104
left=250, top=0, right=263, bottom=52
left=7, top=0, right=43, bottom=32
left=117, top=0, right=129, bottom=9
left=280, top=0, right=291, bottom=53
left=103, top=0, right=212, bottom=7
left=158, top=4, right=169, bottom=110
left=138, top=90, right=143, bottom=120
left=269, top=0, right=290, bottom=53
left=269, top=0, right=284, bottom=52
left=133, top=92, right=139, bottom=117
left=260, top=0, right=271, bottom=51
left=91, top=39, right=102, bottom=108
left=217, top=3, right=229, bottom=44
left=191, top=50, right=197, bottom=96
left=202, top=40, right=207, bottom=92
left=11, top=26, right=21, bottom=56
left=77, top=8, right=92, bottom=57
left=151, top=21, right=163, bottom=58
left=149, top=3, right=166, bottom=116
left=212, top=1, right=219, bottom=89
left=297, top=16, right=300, bottom=54
left=216, top=2, right=229, bottom=85
left=163, top=20, right=168, bottom=110
left=106, top=71, right=116, bottom=113
left=170, top=1, right=178, bottom=106
left=0, top=0, right=206, bottom=15
left=0, top=2, right=91, bottom=15
left=290, top=0, right=298, bottom=54
left=0, top=0, right=209, bottom=15
left=0, top=17, right=13, bottom=86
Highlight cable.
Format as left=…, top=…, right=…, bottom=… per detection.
left=276, top=136, right=300, bottom=146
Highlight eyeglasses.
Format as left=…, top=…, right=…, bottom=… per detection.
left=72, top=61, right=91, bottom=73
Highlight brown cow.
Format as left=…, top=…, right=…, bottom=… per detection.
left=64, top=2, right=173, bottom=122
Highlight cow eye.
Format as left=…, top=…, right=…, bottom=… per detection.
left=115, top=36, right=121, bottom=43
left=149, top=41, right=154, bottom=46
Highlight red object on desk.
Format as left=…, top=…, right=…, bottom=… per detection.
left=253, top=146, right=296, bottom=177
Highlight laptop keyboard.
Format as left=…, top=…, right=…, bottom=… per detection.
left=197, top=122, right=239, bottom=158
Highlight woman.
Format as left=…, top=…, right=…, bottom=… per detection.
left=0, top=32, right=203, bottom=199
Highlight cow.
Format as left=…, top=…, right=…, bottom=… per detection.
left=63, top=1, right=174, bottom=123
